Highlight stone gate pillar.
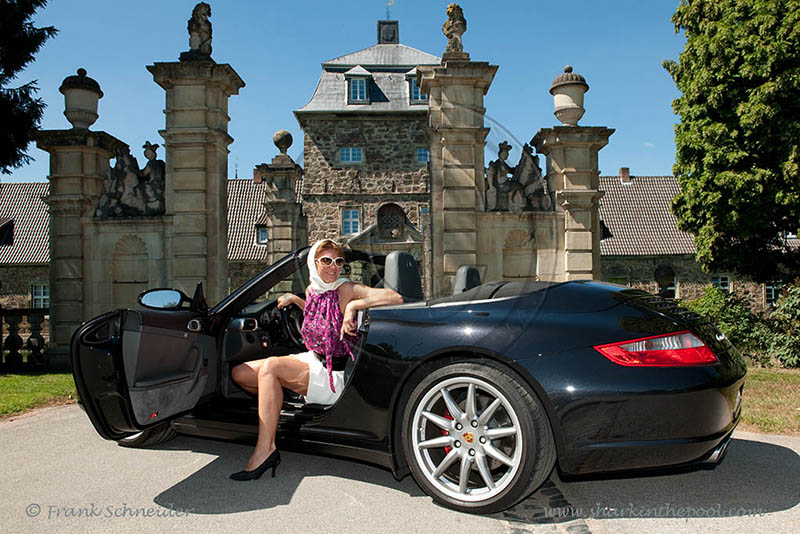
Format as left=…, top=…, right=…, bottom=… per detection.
left=254, top=130, right=306, bottom=266
left=532, top=67, right=613, bottom=281
left=147, top=58, right=244, bottom=304
left=418, top=13, right=497, bottom=297
left=34, top=71, right=126, bottom=367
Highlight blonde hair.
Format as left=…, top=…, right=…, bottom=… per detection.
left=315, top=239, right=344, bottom=258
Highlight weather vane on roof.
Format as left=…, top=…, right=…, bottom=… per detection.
left=386, top=0, right=394, bottom=20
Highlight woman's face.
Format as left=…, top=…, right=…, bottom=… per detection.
left=315, top=248, right=344, bottom=283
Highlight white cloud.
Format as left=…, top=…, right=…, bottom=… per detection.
left=643, top=142, right=655, bottom=149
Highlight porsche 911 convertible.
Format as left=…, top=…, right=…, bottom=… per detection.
left=71, top=247, right=746, bottom=514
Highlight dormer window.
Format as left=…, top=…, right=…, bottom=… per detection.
left=406, top=69, right=428, bottom=104
left=410, top=78, right=427, bottom=102
left=256, top=226, right=268, bottom=245
left=350, top=78, right=367, bottom=101
left=345, top=66, right=371, bottom=104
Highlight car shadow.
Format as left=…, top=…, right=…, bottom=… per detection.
left=495, top=436, right=800, bottom=526
left=148, top=435, right=425, bottom=514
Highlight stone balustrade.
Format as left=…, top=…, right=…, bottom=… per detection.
left=0, top=308, right=49, bottom=372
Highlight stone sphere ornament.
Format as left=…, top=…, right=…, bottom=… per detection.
left=273, top=130, right=293, bottom=154
left=549, top=65, right=589, bottom=126
left=59, top=68, right=104, bottom=129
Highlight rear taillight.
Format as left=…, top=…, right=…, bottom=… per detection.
left=593, top=331, right=718, bottom=367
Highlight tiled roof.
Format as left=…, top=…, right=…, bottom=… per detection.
left=0, top=182, right=50, bottom=264
left=0, top=180, right=273, bottom=263
left=227, top=179, right=270, bottom=261
left=598, top=175, right=697, bottom=256
left=322, top=43, right=440, bottom=68
left=295, top=43, right=439, bottom=118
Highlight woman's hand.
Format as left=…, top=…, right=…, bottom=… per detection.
left=340, top=303, right=358, bottom=340
left=277, top=293, right=295, bottom=309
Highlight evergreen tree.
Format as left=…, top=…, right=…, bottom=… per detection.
left=0, top=0, right=57, bottom=174
left=663, top=0, right=800, bottom=281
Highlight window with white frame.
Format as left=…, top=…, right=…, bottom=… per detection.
left=339, top=147, right=363, bottom=164
left=348, top=77, right=368, bottom=103
left=31, top=283, right=49, bottom=308
left=416, top=147, right=430, bottom=163
left=342, top=208, right=360, bottom=235
left=410, top=78, right=428, bottom=102
left=419, top=205, right=429, bottom=233
left=256, top=226, right=268, bottom=245
left=766, top=280, right=782, bottom=307
left=712, top=275, right=730, bottom=293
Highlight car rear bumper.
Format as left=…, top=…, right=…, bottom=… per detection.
left=555, top=377, right=744, bottom=475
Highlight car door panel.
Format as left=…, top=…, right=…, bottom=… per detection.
left=71, top=308, right=216, bottom=440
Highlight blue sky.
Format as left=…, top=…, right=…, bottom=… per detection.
left=6, top=0, right=685, bottom=182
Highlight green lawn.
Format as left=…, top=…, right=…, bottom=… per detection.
left=0, top=372, right=77, bottom=418
left=740, top=367, right=800, bottom=435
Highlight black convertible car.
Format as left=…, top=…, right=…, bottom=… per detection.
left=71, top=247, right=746, bottom=514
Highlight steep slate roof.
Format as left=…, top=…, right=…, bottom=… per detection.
left=598, top=175, right=697, bottom=256
left=227, top=179, right=270, bottom=261
left=0, top=182, right=50, bottom=264
left=295, top=43, right=440, bottom=117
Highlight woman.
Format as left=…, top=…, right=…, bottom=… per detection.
left=229, top=239, right=403, bottom=480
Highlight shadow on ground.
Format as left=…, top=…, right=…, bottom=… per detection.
left=148, top=435, right=425, bottom=514
left=497, top=436, right=800, bottom=528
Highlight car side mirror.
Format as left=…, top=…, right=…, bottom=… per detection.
left=138, top=289, right=189, bottom=310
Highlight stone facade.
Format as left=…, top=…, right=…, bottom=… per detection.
left=0, top=265, right=49, bottom=308
left=600, top=254, right=773, bottom=311
left=300, top=116, right=431, bottom=286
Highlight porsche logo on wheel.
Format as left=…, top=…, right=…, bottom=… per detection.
left=462, top=432, right=474, bottom=444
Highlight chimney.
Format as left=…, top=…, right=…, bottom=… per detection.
left=619, top=167, right=632, bottom=184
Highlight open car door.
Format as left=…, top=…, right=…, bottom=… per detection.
left=71, top=307, right=217, bottom=441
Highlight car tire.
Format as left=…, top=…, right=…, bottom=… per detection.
left=402, top=360, right=556, bottom=514
left=117, top=422, right=177, bottom=448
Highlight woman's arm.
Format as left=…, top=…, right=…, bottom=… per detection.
left=277, top=289, right=306, bottom=311
left=340, top=283, right=403, bottom=339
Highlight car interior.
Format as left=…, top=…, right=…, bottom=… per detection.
left=218, top=250, right=426, bottom=412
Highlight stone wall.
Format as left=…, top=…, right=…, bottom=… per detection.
left=601, top=254, right=771, bottom=311
left=302, top=195, right=428, bottom=243
left=301, top=116, right=430, bottom=290
left=0, top=265, right=49, bottom=307
left=228, top=261, right=267, bottom=293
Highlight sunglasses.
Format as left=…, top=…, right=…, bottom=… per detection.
left=315, top=256, right=346, bottom=267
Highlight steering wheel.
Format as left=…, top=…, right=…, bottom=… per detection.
left=280, top=305, right=305, bottom=347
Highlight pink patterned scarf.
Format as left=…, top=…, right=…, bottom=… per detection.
left=300, top=288, right=359, bottom=392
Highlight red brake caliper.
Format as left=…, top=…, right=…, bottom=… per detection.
left=442, top=411, right=454, bottom=454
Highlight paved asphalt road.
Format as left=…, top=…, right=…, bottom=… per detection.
left=1, top=404, right=798, bottom=534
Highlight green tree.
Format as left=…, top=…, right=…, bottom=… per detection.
left=663, top=0, right=800, bottom=281
left=0, top=0, right=57, bottom=174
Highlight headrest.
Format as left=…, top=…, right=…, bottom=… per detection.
left=383, top=251, right=424, bottom=302
left=453, top=265, right=481, bottom=294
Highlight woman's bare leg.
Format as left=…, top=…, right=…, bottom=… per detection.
left=246, top=355, right=310, bottom=471
left=230, top=359, right=266, bottom=395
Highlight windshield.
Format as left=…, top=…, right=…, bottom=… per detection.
left=211, top=247, right=387, bottom=315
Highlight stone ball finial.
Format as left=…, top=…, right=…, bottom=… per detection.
left=273, top=130, right=293, bottom=154
left=59, top=68, right=103, bottom=129
left=549, top=65, right=589, bottom=126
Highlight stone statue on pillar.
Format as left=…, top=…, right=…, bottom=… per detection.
left=487, top=141, right=515, bottom=211
left=487, top=142, right=552, bottom=212
left=442, top=3, right=468, bottom=59
left=95, top=141, right=166, bottom=218
left=181, top=2, right=212, bottom=61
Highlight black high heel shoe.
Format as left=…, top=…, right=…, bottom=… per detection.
left=230, top=450, right=281, bottom=481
